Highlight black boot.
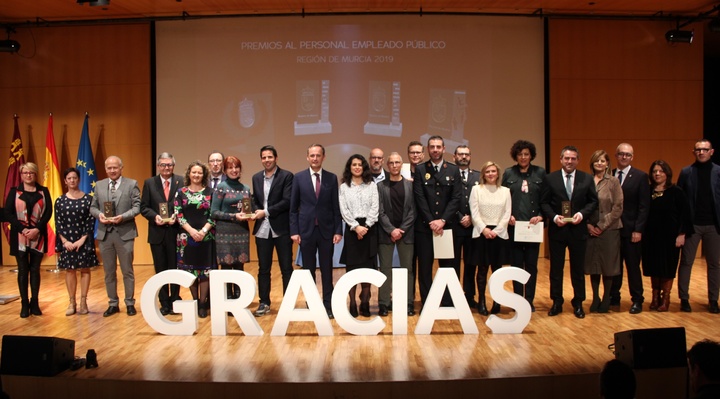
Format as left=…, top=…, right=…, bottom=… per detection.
left=20, top=299, right=30, bottom=318
left=477, top=298, right=489, bottom=316
left=30, top=297, right=42, bottom=316
left=490, top=301, right=501, bottom=314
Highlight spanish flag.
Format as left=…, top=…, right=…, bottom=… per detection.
left=43, top=114, right=62, bottom=256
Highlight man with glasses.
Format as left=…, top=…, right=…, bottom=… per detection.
left=208, top=151, right=226, bottom=189
left=677, top=139, right=720, bottom=314
left=140, top=152, right=184, bottom=315
left=369, top=148, right=387, bottom=183
left=452, top=145, right=481, bottom=310
left=406, top=141, right=425, bottom=180
left=610, top=143, right=650, bottom=314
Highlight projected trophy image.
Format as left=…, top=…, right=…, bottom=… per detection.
left=422, top=89, right=468, bottom=149
left=294, top=79, right=332, bottom=135
left=364, top=80, right=402, bottom=137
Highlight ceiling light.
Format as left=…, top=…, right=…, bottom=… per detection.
left=77, top=0, right=110, bottom=6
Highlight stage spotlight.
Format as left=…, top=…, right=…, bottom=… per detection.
left=665, top=29, right=694, bottom=43
left=0, top=40, right=20, bottom=53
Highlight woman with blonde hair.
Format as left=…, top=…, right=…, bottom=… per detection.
left=4, top=162, right=53, bottom=318
left=584, top=150, right=623, bottom=313
left=469, top=161, right=511, bottom=315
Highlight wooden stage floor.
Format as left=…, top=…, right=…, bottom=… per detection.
left=0, top=258, right=717, bottom=398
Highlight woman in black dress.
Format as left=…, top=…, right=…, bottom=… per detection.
left=55, top=167, right=98, bottom=316
left=4, top=162, right=53, bottom=318
left=642, top=160, right=692, bottom=312
left=175, top=161, right=216, bottom=317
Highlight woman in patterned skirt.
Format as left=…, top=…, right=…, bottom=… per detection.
left=211, top=156, right=252, bottom=299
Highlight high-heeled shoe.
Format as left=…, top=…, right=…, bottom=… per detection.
left=78, top=296, right=89, bottom=315
left=20, top=300, right=30, bottom=318
left=349, top=303, right=358, bottom=318
left=66, top=297, right=76, bottom=316
left=490, top=302, right=501, bottom=315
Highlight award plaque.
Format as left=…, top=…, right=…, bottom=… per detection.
left=561, top=201, right=573, bottom=222
left=238, top=197, right=252, bottom=215
left=364, top=81, right=403, bottom=137
left=294, top=80, right=332, bottom=135
left=428, top=89, right=466, bottom=142
left=158, top=202, right=173, bottom=222
left=103, top=202, right=115, bottom=218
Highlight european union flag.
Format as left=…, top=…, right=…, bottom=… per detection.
left=76, top=114, right=98, bottom=235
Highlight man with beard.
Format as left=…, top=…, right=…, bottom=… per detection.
left=452, top=145, right=481, bottom=309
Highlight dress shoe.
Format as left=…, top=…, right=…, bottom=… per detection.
left=126, top=305, right=137, bottom=316
left=548, top=302, right=562, bottom=316
left=589, top=297, right=600, bottom=313
left=573, top=306, right=585, bottom=319
left=198, top=307, right=208, bottom=318
left=680, top=299, right=692, bottom=312
left=378, top=304, right=389, bottom=317
left=629, top=302, right=643, bottom=314
left=407, top=306, right=415, bottom=316
left=326, top=309, right=334, bottom=319
left=160, top=307, right=171, bottom=316
left=709, top=301, right=720, bottom=314
left=103, top=306, right=120, bottom=317
left=529, top=303, right=536, bottom=312
left=490, top=302, right=501, bottom=314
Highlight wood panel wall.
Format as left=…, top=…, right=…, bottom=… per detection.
left=0, top=18, right=706, bottom=266
left=0, top=23, right=153, bottom=265
left=548, top=19, right=704, bottom=175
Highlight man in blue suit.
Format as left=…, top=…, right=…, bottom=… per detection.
left=289, top=144, right=343, bottom=318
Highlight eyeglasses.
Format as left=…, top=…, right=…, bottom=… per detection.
left=159, top=163, right=175, bottom=168
left=616, top=152, right=633, bottom=158
left=694, top=148, right=712, bottom=153
left=21, top=172, right=36, bottom=176
left=408, top=151, right=423, bottom=156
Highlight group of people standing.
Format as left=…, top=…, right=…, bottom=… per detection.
left=5, top=136, right=720, bottom=321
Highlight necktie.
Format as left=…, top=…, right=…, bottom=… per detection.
left=565, top=174, right=573, bottom=198
left=617, top=170, right=624, bottom=185
left=435, top=165, right=440, bottom=173
left=163, top=180, right=170, bottom=200
left=110, top=180, right=116, bottom=195
left=461, top=170, right=466, bottom=183
left=212, top=177, right=219, bottom=189
left=314, top=172, right=321, bottom=199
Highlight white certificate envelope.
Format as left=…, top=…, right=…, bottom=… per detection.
left=514, top=221, right=544, bottom=243
left=432, top=229, right=455, bottom=259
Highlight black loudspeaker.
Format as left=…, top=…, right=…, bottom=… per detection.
left=614, top=327, right=687, bottom=369
left=1, top=335, right=75, bottom=376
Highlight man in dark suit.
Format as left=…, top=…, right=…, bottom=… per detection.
left=610, top=143, right=650, bottom=314
left=140, top=152, right=184, bottom=316
left=251, top=145, right=294, bottom=317
left=677, top=139, right=720, bottom=314
left=540, top=145, right=598, bottom=319
left=90, top=155, right=141, bottom=317
left=289, top=144, right=343, bottom=318
left=413, top=135, right=462, bottom=307
left=377, top=152, right=417, bottom=316
left=451, top=145, right=482, bottom=310
left=208, top=151, right=226, bottom=189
